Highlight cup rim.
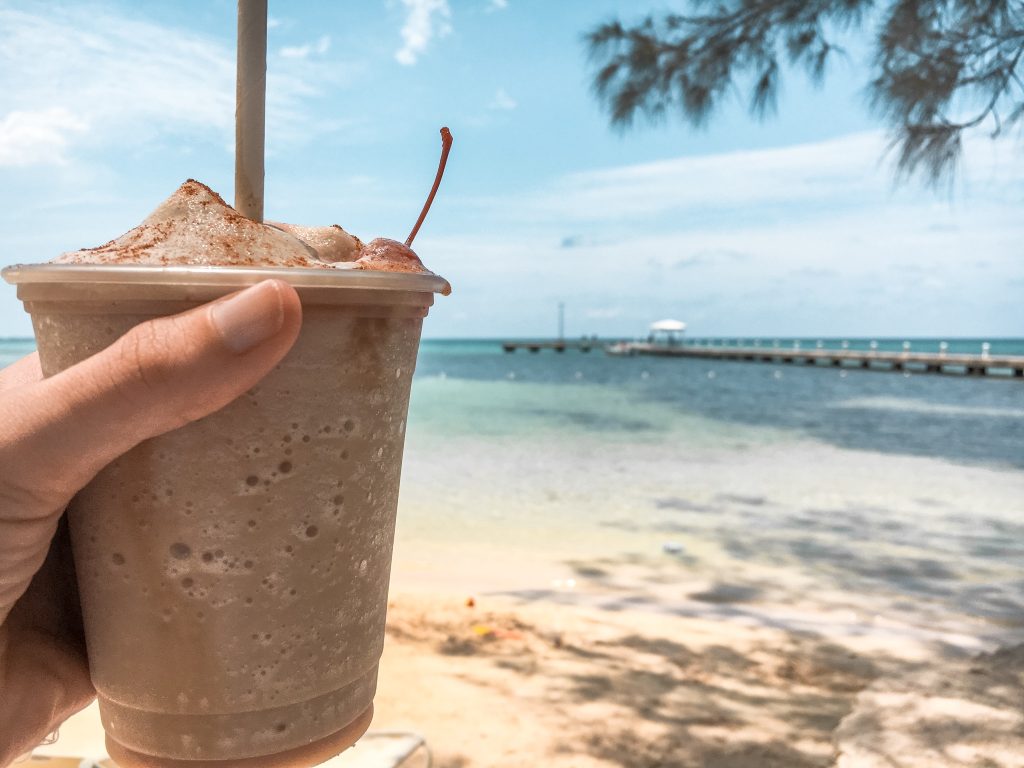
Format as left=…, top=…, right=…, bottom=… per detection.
left=1, top=263, right=451, bottom=295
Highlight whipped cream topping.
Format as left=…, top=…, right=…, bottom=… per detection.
left=55, top=180, right=437, bottom=281
left=269, top=221, right=363, bottom=263
left=56, top=181, right=327, bottom=268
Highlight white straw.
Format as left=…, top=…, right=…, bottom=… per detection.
left=235, top=0, right=268, bottom=222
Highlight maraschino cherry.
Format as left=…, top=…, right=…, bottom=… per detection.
left=354, top=127, right=453, bottom=273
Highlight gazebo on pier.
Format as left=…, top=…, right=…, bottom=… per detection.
left=648, top=319, right=687, bottom=346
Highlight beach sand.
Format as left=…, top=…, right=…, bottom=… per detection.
left=34, top=589, right=1024, bottom=767
left=370, top=591, right=951, bottom=768
left=375, top=592, right=850, bottom=767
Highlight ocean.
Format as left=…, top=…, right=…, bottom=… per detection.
left=3, top=336, right=1023, bottom=652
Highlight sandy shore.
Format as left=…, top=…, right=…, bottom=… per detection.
left=34, top=589, right=1024, bottom=767
left=371, top=592, right=941, bottom=768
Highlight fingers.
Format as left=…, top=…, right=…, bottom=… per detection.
left=0, top=352, right=42, bottom=393
left=0, top=622, right=94, bottom=768
left=0, top=520, right=93, bottom=768
left=0, top=280, right=301, bottom=618
left=2, top=279, right=302, bottom=507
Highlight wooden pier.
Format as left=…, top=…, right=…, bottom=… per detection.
left=608, top=343, right=1024, bottom=379
left=502, top=339, right=597, bottom=354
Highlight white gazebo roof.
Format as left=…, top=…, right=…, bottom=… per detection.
left=649, top=319, right=687, bottom=332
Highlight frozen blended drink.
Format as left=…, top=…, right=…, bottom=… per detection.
left=2, top=167, right=451, bottom=767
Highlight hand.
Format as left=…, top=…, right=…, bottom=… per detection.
left=0, top=280, right=302, bottom=766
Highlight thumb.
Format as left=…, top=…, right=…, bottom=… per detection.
left=4, top=279, right=302, bottom=503
left=0, top=277, right=301, bottom=548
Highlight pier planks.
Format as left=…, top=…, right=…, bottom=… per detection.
left=613, top=343, right=1024, bottom=379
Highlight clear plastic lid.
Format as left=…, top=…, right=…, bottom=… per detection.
left=1, top=263, right=451, bottom=295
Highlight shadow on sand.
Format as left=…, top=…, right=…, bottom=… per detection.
left=386, top=594, right=930, bottom=767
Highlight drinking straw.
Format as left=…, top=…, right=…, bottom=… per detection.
left=235, top=0, right=268, bottom=222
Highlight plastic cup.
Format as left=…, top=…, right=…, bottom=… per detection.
left=2, top=263, right=449, bottom=768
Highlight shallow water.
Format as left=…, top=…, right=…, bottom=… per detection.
left=412, top=339, right=1024, bottom=468
left=398, top=339, right=1024, bottom=652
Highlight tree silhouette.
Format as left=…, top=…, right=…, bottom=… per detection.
left=585, top=1, right=1024, bottom=183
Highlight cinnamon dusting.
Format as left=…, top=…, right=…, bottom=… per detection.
left=54, top=178, right=443, bottom=279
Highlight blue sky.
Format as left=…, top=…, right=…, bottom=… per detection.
left=1, top=0, right=1021, bottom=338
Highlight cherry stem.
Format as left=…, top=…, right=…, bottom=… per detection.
left=406, top=127, right=453, bottom=247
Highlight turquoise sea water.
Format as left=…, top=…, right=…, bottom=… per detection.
left=410, top=339, right=1024, bottom=468
left=0, top=337, right=36, bottom=368
left=401, top=339, right=1024, bottom=653
left=3, top=336, right=1024, bottom=651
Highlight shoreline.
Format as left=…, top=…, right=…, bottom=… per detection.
left=393, top=434, right=1024, bottom=660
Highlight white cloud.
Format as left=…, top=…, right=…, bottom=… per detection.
left=0, top=7, right=350, bottom=166
left=280, top=35, right=331, bottom=60
left=395, top=0, right=451, bottom=66
left=267, top=17, right=284, bottom=29
left=517, top=131, right=1024, bottom=225
left=488, top=88, right=517, bottom=111
left=487, top=0, right=509, bottom=10
left=0, top=108, right=88, bottom=167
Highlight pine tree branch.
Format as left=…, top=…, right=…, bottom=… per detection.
left=585, top=0, right=1024, bottom=184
